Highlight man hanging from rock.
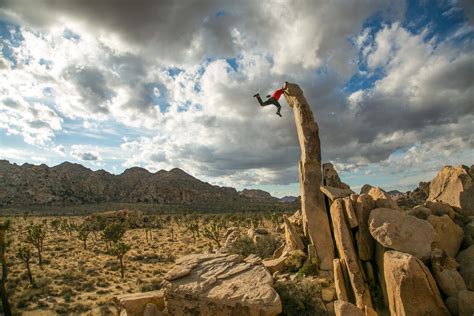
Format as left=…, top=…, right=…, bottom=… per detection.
left=253, top=85, right=285, bottom=117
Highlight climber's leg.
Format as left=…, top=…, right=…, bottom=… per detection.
left=272, top=99, right=282, bottom=117
left=255, top=94, right=274, bottom=107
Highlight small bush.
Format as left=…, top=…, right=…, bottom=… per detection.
left=227, top=236, right=256, bottom=257
left=227, top=235, right=282, bottom=259
left=139, top=278, right=163, bottom=292
left=254, top=235, right=282, bottom=259
left=274, top=279, right=325, bottom=316
left=297, top=258, right=319, bottom=277
left=286, top=250, right=306, bottom=272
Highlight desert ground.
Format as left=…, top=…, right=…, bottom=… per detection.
left=3, top=212, right=288, bottom=315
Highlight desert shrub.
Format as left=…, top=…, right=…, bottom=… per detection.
left=297, top=258, right=319, bottom=277
left=227, top=236, right=256, bottom=257
left=71, top=303, right=91, bottom=313
left=139, top=278, right=163, bottom=292
left=254, top=235, right=282, bottom=259
left=274, top=279, right=325, bottom=316
left=228, top=235, right=282, bottom=259
left=286, top=250, right=306, bottom=272
left=54, top=304, right=69, bottom=314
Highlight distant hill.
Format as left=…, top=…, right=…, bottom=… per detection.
left=239, top=189, right=277, bottom=202
left=279, top=196, right=298, bottom=203
left=0, top=160, right=282, bottom=209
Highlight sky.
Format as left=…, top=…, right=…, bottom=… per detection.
left=0, top=0, right=473, bottom=197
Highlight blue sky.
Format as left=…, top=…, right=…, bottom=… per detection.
left=0, top=0, right=473, bottom=197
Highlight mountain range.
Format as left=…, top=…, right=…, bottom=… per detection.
left=0, top=160, right=288, bottom=208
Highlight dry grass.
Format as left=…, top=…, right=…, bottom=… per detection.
left=1, top=213, right=284, bottom=315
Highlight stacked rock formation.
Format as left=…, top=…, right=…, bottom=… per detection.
left=322, top=165, right=474, bottom=316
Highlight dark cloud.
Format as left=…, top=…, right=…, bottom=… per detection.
left=62, top=65, right=114, bottom=114
left=73, top=151, right=98, bottom=161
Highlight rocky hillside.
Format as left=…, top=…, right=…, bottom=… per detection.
left=239, top=189, right=277, bottom=202
left=0, top=160, right=277, bottom=207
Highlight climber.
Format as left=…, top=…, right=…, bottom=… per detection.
left=253, top=86, right=285, bottom=117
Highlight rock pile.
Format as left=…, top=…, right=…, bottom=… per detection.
left=323, top=163, right=474, bottom=316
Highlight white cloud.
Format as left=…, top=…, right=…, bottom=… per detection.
left=0, top=0, right=472, bottom=193
left=0, top=96, right=62, bottom=146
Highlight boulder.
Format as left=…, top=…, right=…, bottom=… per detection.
left=383, top=251, right=449, bottom=316
left=445, top=296, right=458, bottom=315
left=334, top=300, right=364, bottom=316
left=164, top=253, right=281, bottom=316
left=330, top=199, right=373, bottom=309
left=333, top=259, right=349, bottom=302
left=283, top=215, right=304, bottom=252
left=284, top=81, right=334, bottom=271
left=114, top=290, right=165, bottom=316
left=355, top=194, right=375, bottom=261
left=428, top=165, right=474, bottom=216
left=456, top=245, right=474, bottom=291
left=428, top=215, right=464, bottom=257
left=360, top=184, right=373, bottom=195
left=222, top=230, right=240, bottom=252
left=458, top=290, right=474, bottom=316
left=369, top=208, right=438, bottom=260
left=407, top=205, right=432, bottom=220
left=322, top=162, right=350, bottom=189
left=425, top=201, right=455, bottom=219
left=321, top=287, right=336, bottom=302
left=431, top=249, right=467, bottom=297
left=247, top=228, right=267, bottom=244
left=287, top=210, right=303, bottom=228
left=262, top=257, right=287, bottom=274
left=368, top=187, right=400, bottom=210
left=320, top=185, right=354, bottom=202
left=272, top=243, right=285, bottom=259
left=343, top=196, right=358, bottom=228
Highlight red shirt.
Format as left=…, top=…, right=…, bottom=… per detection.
left=272, top=88, right=284, bottom=100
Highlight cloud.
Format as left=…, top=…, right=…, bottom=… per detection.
left=0, top=96, right=62, bottom=146
left=70, top=145, right=100, bottom=161
left=0, top=0, right=472, bottom=192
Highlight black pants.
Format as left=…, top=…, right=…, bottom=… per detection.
left=256, top=96, right=281, bottom=114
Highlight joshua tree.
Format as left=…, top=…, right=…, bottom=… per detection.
left=50, top=219, right=61, bottom=233
left=185, top=221, right=200, bottom=243
left=202, top=221, right=223, bottom=248
left=60, top=219, right=74, bottom=236
left=16, top=245, right=34, bottom=285
left=25, top=223, right=46, bottom=268
left=169, top=226, right=174, bottom=241
left=0, top=220, right=12, bottom=316
left=143, top=216, right=155, bottom=242
left=108, top=242, right=131, bottom=279
left=76, top=223, right=91, bottom=250
left=102, top=222, right=127, bottom=251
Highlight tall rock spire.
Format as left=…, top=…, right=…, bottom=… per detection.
left=283, top=81, right=335, bottom=270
